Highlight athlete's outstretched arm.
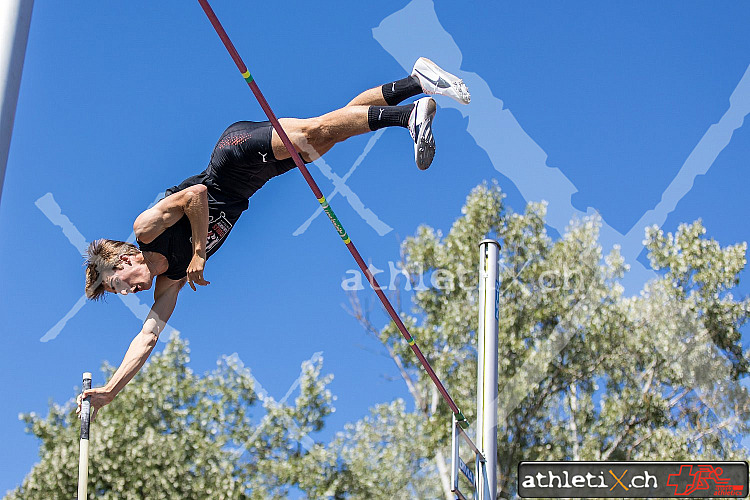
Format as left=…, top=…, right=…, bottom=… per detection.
left=77, top=276, right=186, bottom=420
left=133, top=185, right=210, bottom=290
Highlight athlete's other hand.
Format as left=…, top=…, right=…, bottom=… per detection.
left=187, top=254, right=210, bottom=291
left=76, top=387, right=114, bottom=422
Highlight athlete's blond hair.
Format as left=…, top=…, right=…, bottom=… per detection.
left=84, top=239, right=140, bottom=300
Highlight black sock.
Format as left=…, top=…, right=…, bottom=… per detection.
left=381, top=75, right=422, bottom=105
left=368, top=104, right=414, bottom=131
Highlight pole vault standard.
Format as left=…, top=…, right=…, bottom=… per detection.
left=451, top=241, right=499, bottom=500
left=195, top=0, right=469, bottom=429
left=476, top=240, right=499, bottom=499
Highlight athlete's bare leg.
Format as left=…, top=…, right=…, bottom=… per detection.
left=272, top=56, right=479, bottom=169
left=271, top=80, right=407, bottom=162
left=271, top=59, right=471, bottom=166
left=272, top=105, right=372, bottom=162
left=346, top=86, right=389, bottom=107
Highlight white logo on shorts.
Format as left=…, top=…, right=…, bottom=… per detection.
left=259, top=152, right=268, bottom=163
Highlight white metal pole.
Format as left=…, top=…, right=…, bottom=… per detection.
left=451, top=414, right=460, bottom=495
left=477, top=240, right=499, bottom=499
left=0, top=0, right=34, bottom=205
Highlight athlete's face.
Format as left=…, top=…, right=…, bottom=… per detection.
left=102, top=254, right=154, bottom=295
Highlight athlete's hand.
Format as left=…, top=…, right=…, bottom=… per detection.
left=76, top=387, right=114, bottom=422
left=187, top=254, right=210, bottom=291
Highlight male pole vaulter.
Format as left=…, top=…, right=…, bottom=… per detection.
left=77, top=58, right=470, bottom=419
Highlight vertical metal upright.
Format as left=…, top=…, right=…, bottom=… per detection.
left=477, top=240, right=499, bottom=499
left=0, top=0, right=34, bottom=204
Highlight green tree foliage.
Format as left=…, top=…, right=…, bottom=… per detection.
left=5, top=334, right=334, bottom=500
left=8, top=182, right=750, bottom=499
left=314, top=182, right=750, bottom=499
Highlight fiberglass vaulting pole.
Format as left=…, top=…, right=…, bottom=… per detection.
left=196, top=0, right=469, bottom=427
left=78, top=372, right=93, bottom=500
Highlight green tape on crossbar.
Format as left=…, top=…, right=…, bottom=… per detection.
left=456, top=410, right=469, bottom=429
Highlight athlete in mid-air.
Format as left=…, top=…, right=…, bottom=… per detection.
left=76, top=58, right=470, bottom=420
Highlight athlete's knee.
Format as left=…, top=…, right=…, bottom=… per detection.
left=301, top=117, right=335, bottom=153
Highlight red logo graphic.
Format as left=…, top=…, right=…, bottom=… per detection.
left=666, top=465, right=743, bottom=496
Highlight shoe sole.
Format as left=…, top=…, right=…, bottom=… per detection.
left=415, top=98, right=437, bottom=170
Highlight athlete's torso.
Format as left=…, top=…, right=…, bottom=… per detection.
left=136, top=121, right=296, bottom=280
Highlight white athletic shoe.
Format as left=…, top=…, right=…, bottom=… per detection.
left=409, top=97, right=437, bottom=170
left=411, top=57, right=471, bottom=105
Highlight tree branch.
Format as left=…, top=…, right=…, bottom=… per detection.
left=345, top=291, right=427, bottom=414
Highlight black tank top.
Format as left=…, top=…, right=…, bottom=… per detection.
left=137, top=215, right=194, bottom=281
left=136, top=170, right=248, bottom=281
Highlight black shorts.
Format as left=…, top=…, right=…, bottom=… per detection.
left=164, top=121, right=298, bottom=258
left=206, top=120, right=299, bottom=200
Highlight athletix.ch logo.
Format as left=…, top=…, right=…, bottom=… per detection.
left=666, top=465, right=744, bottom=496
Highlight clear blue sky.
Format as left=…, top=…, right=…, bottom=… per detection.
left=2, top=0, right=749, bottom=494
